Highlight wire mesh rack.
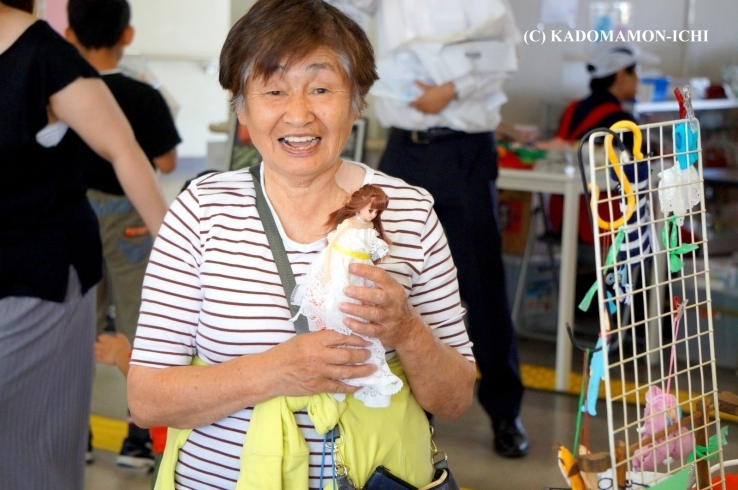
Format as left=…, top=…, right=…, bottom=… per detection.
left=580, top=117, right=728, bottom=490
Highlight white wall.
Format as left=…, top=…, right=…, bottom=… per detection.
left=128, top=0, right=230, bottom=58
left=231, top=0, right=256, bottom=23
left=686, top=0, right=738, bottom=81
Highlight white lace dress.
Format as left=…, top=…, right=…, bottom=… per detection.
left=291, top=226, right=403, bottom=407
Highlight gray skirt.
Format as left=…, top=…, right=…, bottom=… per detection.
left=0, top=268, right=96, bottom=490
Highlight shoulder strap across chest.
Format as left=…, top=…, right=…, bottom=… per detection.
left=249, top=165, right=310, bottom=334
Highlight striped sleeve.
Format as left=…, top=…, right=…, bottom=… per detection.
left=411, top=207, right=475, bottom=361
left=131, top=186, right=204, bottom=368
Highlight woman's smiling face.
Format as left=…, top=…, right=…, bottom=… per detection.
left=237, top=47, right=358, bottom=180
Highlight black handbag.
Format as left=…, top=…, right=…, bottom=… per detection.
left=358, top=425, right=461, bottom=490
left=249, top=165, right=460, bottom=490
left=363, top=462, right=459, bottom=490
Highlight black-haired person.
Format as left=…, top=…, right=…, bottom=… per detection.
left=65, top=0, right=181, bottom=469
left=545, top=42, right=650, bottom=244
left=552, top=42, right=643, bottom=143
left=0, top=0, right=167, bottom=488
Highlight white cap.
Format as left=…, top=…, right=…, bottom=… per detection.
left=587, top=42, right=659, bottom=79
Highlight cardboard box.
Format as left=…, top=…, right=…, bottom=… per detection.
left=499, top=190, right=532, bottom=255
left=675, top=267, right=738, bottom=370
left=687, top=257, right=738, bottom=292
left=503, top=254, right=559, bottom=334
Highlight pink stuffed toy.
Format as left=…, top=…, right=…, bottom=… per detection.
left=632, top=386, right=695, bottom=471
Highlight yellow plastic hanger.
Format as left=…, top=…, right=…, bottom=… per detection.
left=589, top=120, right=644, bottom=231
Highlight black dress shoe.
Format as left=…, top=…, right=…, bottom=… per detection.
left=493, top=418, right=529, bottom=458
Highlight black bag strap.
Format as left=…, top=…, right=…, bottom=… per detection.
left=249, top=165, right=309, bottom=335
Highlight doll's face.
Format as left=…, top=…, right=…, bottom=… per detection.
left=359, top=201, right=378, bottom=222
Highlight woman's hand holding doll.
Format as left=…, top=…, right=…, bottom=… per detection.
left=340, top=262, right=423, bottom=350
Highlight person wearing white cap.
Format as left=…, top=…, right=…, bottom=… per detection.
left=554, top=42, right=647, bottom=143
left=546, top=42, right=646, bottom=244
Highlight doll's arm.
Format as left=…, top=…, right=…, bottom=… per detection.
left=323, top=219, right=352, bottom=283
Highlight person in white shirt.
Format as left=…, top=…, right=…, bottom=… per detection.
left=330, top=0, right=529, bottom=457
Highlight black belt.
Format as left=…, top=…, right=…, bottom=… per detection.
left=390, top=127, right=466, bottom=145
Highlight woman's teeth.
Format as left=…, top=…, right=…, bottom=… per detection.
left=280, top=136, right=320, bottom=149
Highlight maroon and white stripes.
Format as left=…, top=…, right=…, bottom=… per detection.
left=131, top=163, right=473, bottom=489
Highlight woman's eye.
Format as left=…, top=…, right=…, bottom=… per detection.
left=315, top=88, right=328, bottom=94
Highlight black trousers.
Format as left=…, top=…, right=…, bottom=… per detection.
left=379, top=130, right=524, bottom=422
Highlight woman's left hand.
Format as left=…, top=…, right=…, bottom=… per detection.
left=339, top=263, right=421, bottom=349
left=341, top=263, right=476, bottom=420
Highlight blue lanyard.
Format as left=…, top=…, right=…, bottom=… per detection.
left=319, top=430, right=338, bottom=490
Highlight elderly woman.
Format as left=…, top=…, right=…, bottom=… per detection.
left=127, top=0, right=476, bottom=488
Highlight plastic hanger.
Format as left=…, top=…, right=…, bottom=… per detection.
left=588, top=120, right=644, bottom=231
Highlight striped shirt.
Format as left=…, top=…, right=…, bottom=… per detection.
left=131, top=162, right=474, bottom=489
left=615, top=160, right=652, bottom=264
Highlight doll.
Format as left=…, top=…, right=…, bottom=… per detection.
left=291, top=184, right=403, bottom=408
left=632, top=386, right=694, bottom=471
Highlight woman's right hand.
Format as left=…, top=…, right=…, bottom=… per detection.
left=267, top=330, right=376, bottom=398
left=129, top=330, right=377, bottom=428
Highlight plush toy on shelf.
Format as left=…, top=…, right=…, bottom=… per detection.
left=632, top=386, right=695, bottom=471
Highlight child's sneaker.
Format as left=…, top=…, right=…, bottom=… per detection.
left=116, top=438, right=155, bottom=469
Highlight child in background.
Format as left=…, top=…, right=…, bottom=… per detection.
left=94, top=333, right=132, bottom=377
left=66, top=0, right=181, bottom=469
left=94, top=333, right=167, bottom=486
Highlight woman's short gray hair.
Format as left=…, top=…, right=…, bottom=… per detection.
left=220, top=0, right=377, bottom=115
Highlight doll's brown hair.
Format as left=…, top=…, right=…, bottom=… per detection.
left=327, top=184, right=391, bottom=246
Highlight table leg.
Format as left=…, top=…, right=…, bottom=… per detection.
left=511, top=198, right=538, bottom=331
left=555, top=182, right=580, bottom=391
